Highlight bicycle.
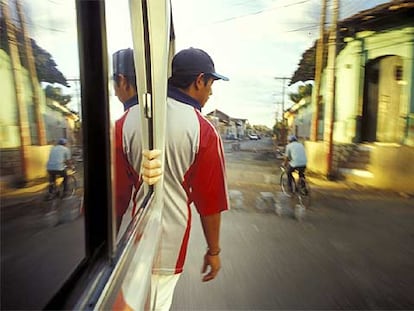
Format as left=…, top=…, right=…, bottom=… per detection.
left=45, top=166, right=77, bottom=200
left=280, top=165, right=311, bottom=210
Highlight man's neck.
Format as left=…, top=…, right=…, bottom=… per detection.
left=123, top=94, right=138, bottom=111
left=167, top=85, right=202, bottom=111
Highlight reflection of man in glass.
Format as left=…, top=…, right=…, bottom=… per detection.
left=112, top=48, right=140, bottom=232
left=112, top=48, right=162, bottom=234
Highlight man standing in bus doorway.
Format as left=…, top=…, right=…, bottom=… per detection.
left=116, top=47, right=229, bottom=310
left=149, top=47, right=230, bottom=310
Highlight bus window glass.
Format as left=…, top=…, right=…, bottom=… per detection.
left=0, top=0, right=85, bottom=309
left=105, top=1, right=141, bottom=242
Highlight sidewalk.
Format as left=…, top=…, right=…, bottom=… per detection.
left=1, top=178, right=49, bottom=209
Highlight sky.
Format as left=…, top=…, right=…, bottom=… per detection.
left=169, top=0, right=389, bottom=127
left=21, top=0, right=389, bottom=128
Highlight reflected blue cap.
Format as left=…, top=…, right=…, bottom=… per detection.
left=113, top=48, right=135, bottom=77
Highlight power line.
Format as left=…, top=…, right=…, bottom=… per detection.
left=286, top=24, right=319, bottom=33
left=212, top=0, right=313, bottom=25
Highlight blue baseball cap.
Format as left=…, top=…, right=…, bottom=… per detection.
left=58, top=138, right=67, bottom=145
left=172, top=48, right=229, bottom=81
left=112, top=48, right=135, bottom=77
left=288, top=135, right=297, bottom=142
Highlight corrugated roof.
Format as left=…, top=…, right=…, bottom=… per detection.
left=340, top=0, right=414, bottom=34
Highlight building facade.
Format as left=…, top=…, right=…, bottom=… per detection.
left=0, top=49, right=78, bottom=186
left=305, top=1, right=414, bottom=193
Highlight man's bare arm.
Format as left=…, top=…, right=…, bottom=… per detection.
left=200, top=213, right=222, bottom=282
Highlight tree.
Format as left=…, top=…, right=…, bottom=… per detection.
left=272, top=120, right=288, bottom=145
left=289, top=84, right=313, bottom=103
left=45, top=85, right=71, bottom=105
left=0, top=17, right=68, bottom=86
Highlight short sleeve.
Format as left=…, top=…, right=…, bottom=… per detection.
left=187, top=115, right=228, bottom=216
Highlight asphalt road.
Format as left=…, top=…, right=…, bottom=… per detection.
left=1, top=165, right=85, bottom=310
left=1, top=138, right=413, bottom=310
left=171, top=138, right=414, bottom=310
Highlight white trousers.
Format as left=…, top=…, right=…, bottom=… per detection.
left=150, top=274, right=181, bottom=311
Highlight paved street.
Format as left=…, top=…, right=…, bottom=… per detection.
left=1, top=138, right=413, bottom=310
left=1, top=164, right=85, bottom=310
left=171, top=138, right=414, bottom=310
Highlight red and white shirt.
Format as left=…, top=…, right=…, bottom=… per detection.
left=114, top=96, right=143, bottom=234
left=116, top=87, right=229, bottom=274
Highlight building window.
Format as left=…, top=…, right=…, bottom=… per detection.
left=395, top=65, right=403, bottom=81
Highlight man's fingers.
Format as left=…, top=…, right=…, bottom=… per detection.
left=142, top=166, right=162, bottom=185
left=202, top=269, right=217, bottom=282
left=142, top=167, right=162, bottom=178
left=202, top=273, right=214, bottom=282
left=142, top=159, right=162, bottom=169
left=201, top=254, right=221, bottom=282
left=141, top=150, right=162, bottom=185
left=142, top=149, right=161, bottom=160
left=141, top=151, right=162, bottom=185
left=201, top=261, right=207, bottom=274
left=142, top=175, right=161, bottom=185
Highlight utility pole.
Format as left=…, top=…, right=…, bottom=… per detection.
left=310, top=0, right=327, bottom=141
left=274, top=76, right=290, bottom=145
left=274, top=77, right=290, bottom=123
left=16, top=0, right=47, bottom=145
left=324, top=0, right=339, bottom=179
left=2, top=0, right=31, bottom=182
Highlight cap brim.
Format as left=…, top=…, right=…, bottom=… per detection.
left=211, top=72, right=229, bottom=81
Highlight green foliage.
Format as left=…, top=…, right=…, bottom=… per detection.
left=288, top=83, right=313, bottom=103
left=45, top=85, right=71, bottom=105
left=272, top=120, right=288, bottom=141
left=252, top=124, right=270, bottom=132
left=0, top=17, right=68, bottom=86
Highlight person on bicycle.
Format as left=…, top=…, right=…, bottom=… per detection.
left=283, top=135, right=307, bottom=193
left=46, top=138, right=72, bottom=196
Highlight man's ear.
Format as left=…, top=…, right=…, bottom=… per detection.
left=194, top=73, right=204, bottom=90
left=118, top=74, right=128, bottom=88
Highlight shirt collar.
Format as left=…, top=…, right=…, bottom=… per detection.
left=124, top=95, right=138, bottom=111
left=167, top=85, right=202, bottom=111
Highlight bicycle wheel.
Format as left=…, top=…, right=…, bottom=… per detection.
left=280, top=171, right=296, bottom=196
left=66, top=175, right=77, bottom=197
left=297, top=179, right=311, bottom=208
left=44, top=183, right=57, bottom=201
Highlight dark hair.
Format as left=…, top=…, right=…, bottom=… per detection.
left=168, top=73, right=211, bottom=89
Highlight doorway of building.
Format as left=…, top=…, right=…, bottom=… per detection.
left=361, top=55, right=403, bottom=143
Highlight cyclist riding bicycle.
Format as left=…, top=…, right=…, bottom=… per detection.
left=46, top=138, right=73, bottom=197
left=283, top=135, right=307, bottom=194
